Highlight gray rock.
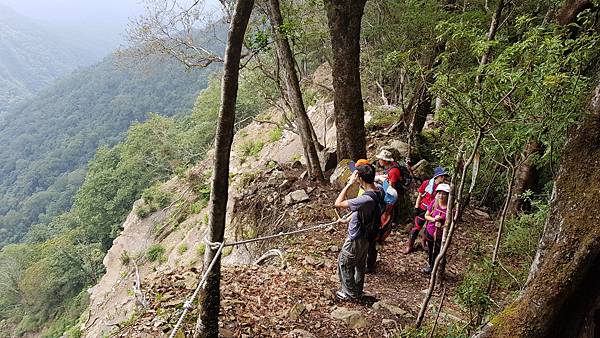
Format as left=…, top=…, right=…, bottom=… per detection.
left=319, top=147, right=338, bottom=172
left=182, top=271, right=197, bottom=290
left=330, top=307, right=369, bottom=329
left=382, top=318, right=397, bottom=326
left=285, top=190, right=310, bottom=205
left=373, top=301, right=408, bottom=316
left=329, top=159, right=358, bottom=197
left=288, top=302, right=306, bottom=321
left=411, top=159, right=433, bottom=180
left=329, top=245, right=339, bottom=252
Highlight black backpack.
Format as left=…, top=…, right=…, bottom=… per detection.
left=388, top=162, right=413, bottom=192
left=362, top=190, right=387, bottom=241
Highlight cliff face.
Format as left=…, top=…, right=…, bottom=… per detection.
left=82, top=90, right=339, bottom=337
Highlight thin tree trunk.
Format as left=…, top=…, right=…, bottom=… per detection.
left=324, top=0, right=368, bottom=160
left=476, top=0, right=506, bottom=85
left=267, top=0, right=323, bottom=180
left=197, top=0, right=254, bottom=336
left=473, top=81, right=600, bottom=338
left=556, top=0, right=592, bottom=26
left=507, top=140, right=540, bottom=217
left=406, top=43, right=445, bottom=143
left=416, top=130, right=483, bottom=327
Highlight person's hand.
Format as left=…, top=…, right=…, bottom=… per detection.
left=435, top=215, right=442, bottom=221
left=338, top=217, right=349, bottom=225
left=347, top=171, right=358, bottom=186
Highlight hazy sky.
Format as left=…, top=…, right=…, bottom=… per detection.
left=0, top=0, right=222, bottom=46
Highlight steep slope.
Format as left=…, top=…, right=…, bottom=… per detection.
left=0, top=53, right=221, bottom=247
left=0, top=4, right=106, bottom=112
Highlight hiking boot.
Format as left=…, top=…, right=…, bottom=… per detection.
left=421, top=266, right=432, bottom=274
left=401, top=238, right=415, bottom=254
left=336, top=290, right=351, bottom=301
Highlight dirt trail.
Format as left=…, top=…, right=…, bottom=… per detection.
left=115, top=168, right=497, bottom=337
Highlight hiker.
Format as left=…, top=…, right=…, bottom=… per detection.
left=422, top=183, right=450, bottom=274
left=334, top=164, right=382, bottom=300
left=402, top=166, right=448, bottom=254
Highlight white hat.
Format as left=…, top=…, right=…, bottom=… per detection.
left=436, top=183, right=450, bottom=193
left=376, top=149, right=394, bottom=162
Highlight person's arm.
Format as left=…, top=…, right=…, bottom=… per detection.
left=424, top=208, right=436, bottom=222
left=335, top=171, right=358, bottom=209
left=414, top=180, right=427, bottom=210
left=414, top=194, right=423, bottom=210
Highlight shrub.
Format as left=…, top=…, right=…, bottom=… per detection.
left=268, top=127, right=283, bottom=142
left=120, top=250, right=131, bottom=266
left=196, top=243, right=206, bottom=256
left=177, top=243, right=188, bottom=255
left=241, top=140, right=264, bottom=157
left=146, top=244, right=165, bottom=262
left=222, top=246, right=233, bottom=257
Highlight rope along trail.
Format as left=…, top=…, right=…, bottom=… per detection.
left=168, top=219, right=341, bottom=338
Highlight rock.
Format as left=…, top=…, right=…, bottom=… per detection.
left=373, top=301, right=408, bottom=316
left=291, top=160, right=304, bottom=169
left=319, top=147, right=338, bottom=172
left=473, top=208, right=491, bottom=219
left=331, top=307, right=369, bottom=329
left=386, top=140, right=410, bottom=160
left=267, top=170, right=285, bottom=186
left=411, top=159, right=433, bottom=180
left=288, top=328, right=316, bottom=338
left=306, top=186, right=315, bottom=194
left=329, top=245, right=339, bottom=252
left=288, top=302, right=306, bottom=321
left=304, top=255, right=319, bottom=266
left=329, top=159, right=358, bottom=197
left=285, top=190, right=310, bottom=205
left=279, top=179, right=292, bottom=190
left=382, top=318, right=397, bottom=326
left=182, top=271, right=197, bottom=290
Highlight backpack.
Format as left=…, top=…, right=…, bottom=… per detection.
left=388, top=162, right=413, bottom=192
left=362, top=190, right=392, bottom=242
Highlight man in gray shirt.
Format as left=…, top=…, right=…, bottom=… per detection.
left=334, top=163, right=380, bottom=300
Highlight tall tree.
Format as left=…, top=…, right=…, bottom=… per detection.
left=474, top=80, right=600, bottom=338
left=324, top=0, right=368, bottom=160
left=198, top=0, right=255, bottom=336
left=266, top=0, right=324, bottom=180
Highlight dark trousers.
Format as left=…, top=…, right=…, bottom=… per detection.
left=366, top=240, right=377, bottom=272
left=425, top=231, right=441, bottom=268
left=410, top=208, right=426, bottom=240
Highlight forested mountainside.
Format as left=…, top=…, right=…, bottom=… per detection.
left=0, top=4, right=107, bottom=113
left=0, top=51, right=220, bottom=248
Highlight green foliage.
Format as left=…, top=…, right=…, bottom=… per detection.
left=222, top=246, right=233, bottom=257
left=146, top=244, right=165, bottom=262
left=196, top=243, right=206, bottom=256
left=456, top=259, right=495, bottom=325
left=365, top=106, right=402, bottom=130
left=268, top=127, right=283, bottom=142
left=241, top=140, right=265, bottom=157
left=177, top=244, right=188, bottom=255
left=120, top=251, right=131, bottom=266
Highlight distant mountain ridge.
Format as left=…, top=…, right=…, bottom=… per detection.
left=0, top=4, right=108, bottom=112
left=0, top=21, right=227, bottom=246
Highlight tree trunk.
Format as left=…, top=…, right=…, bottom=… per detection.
left=476, top=0, right=506, bottom=85
left=198, top=0, right=254, bottom=336
left=267, top=0, right=323, bottom=180
left=556, top=0, right=592, bottom=26
left=474, top=82, right=600, bottom=338
left=506, top=140, right=540, bottom=217
left=406, top=43, right=445, bottom=143
left=324, top=0, right=367, bottom=160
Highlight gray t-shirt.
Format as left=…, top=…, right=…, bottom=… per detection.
left=346, top=194, right=377, bottom=240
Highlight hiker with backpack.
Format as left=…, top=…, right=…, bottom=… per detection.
left=334, top=163, right=383, bottom=300
left=375, top=149, right=412, bottom=224
left=402, top=166, right=449, bottom=254
left=422, top=183, right=450, bottom=274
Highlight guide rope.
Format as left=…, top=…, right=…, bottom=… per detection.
left=168, top=218, right=341, bottom=338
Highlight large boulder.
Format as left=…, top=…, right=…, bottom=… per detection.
left=330, top=307, right=369, bottom=329
left=411, top=159, right=433, bottom=181
left=319, top=147, right=338, bottom=172
left=329, top=159, right=359, bottom=198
